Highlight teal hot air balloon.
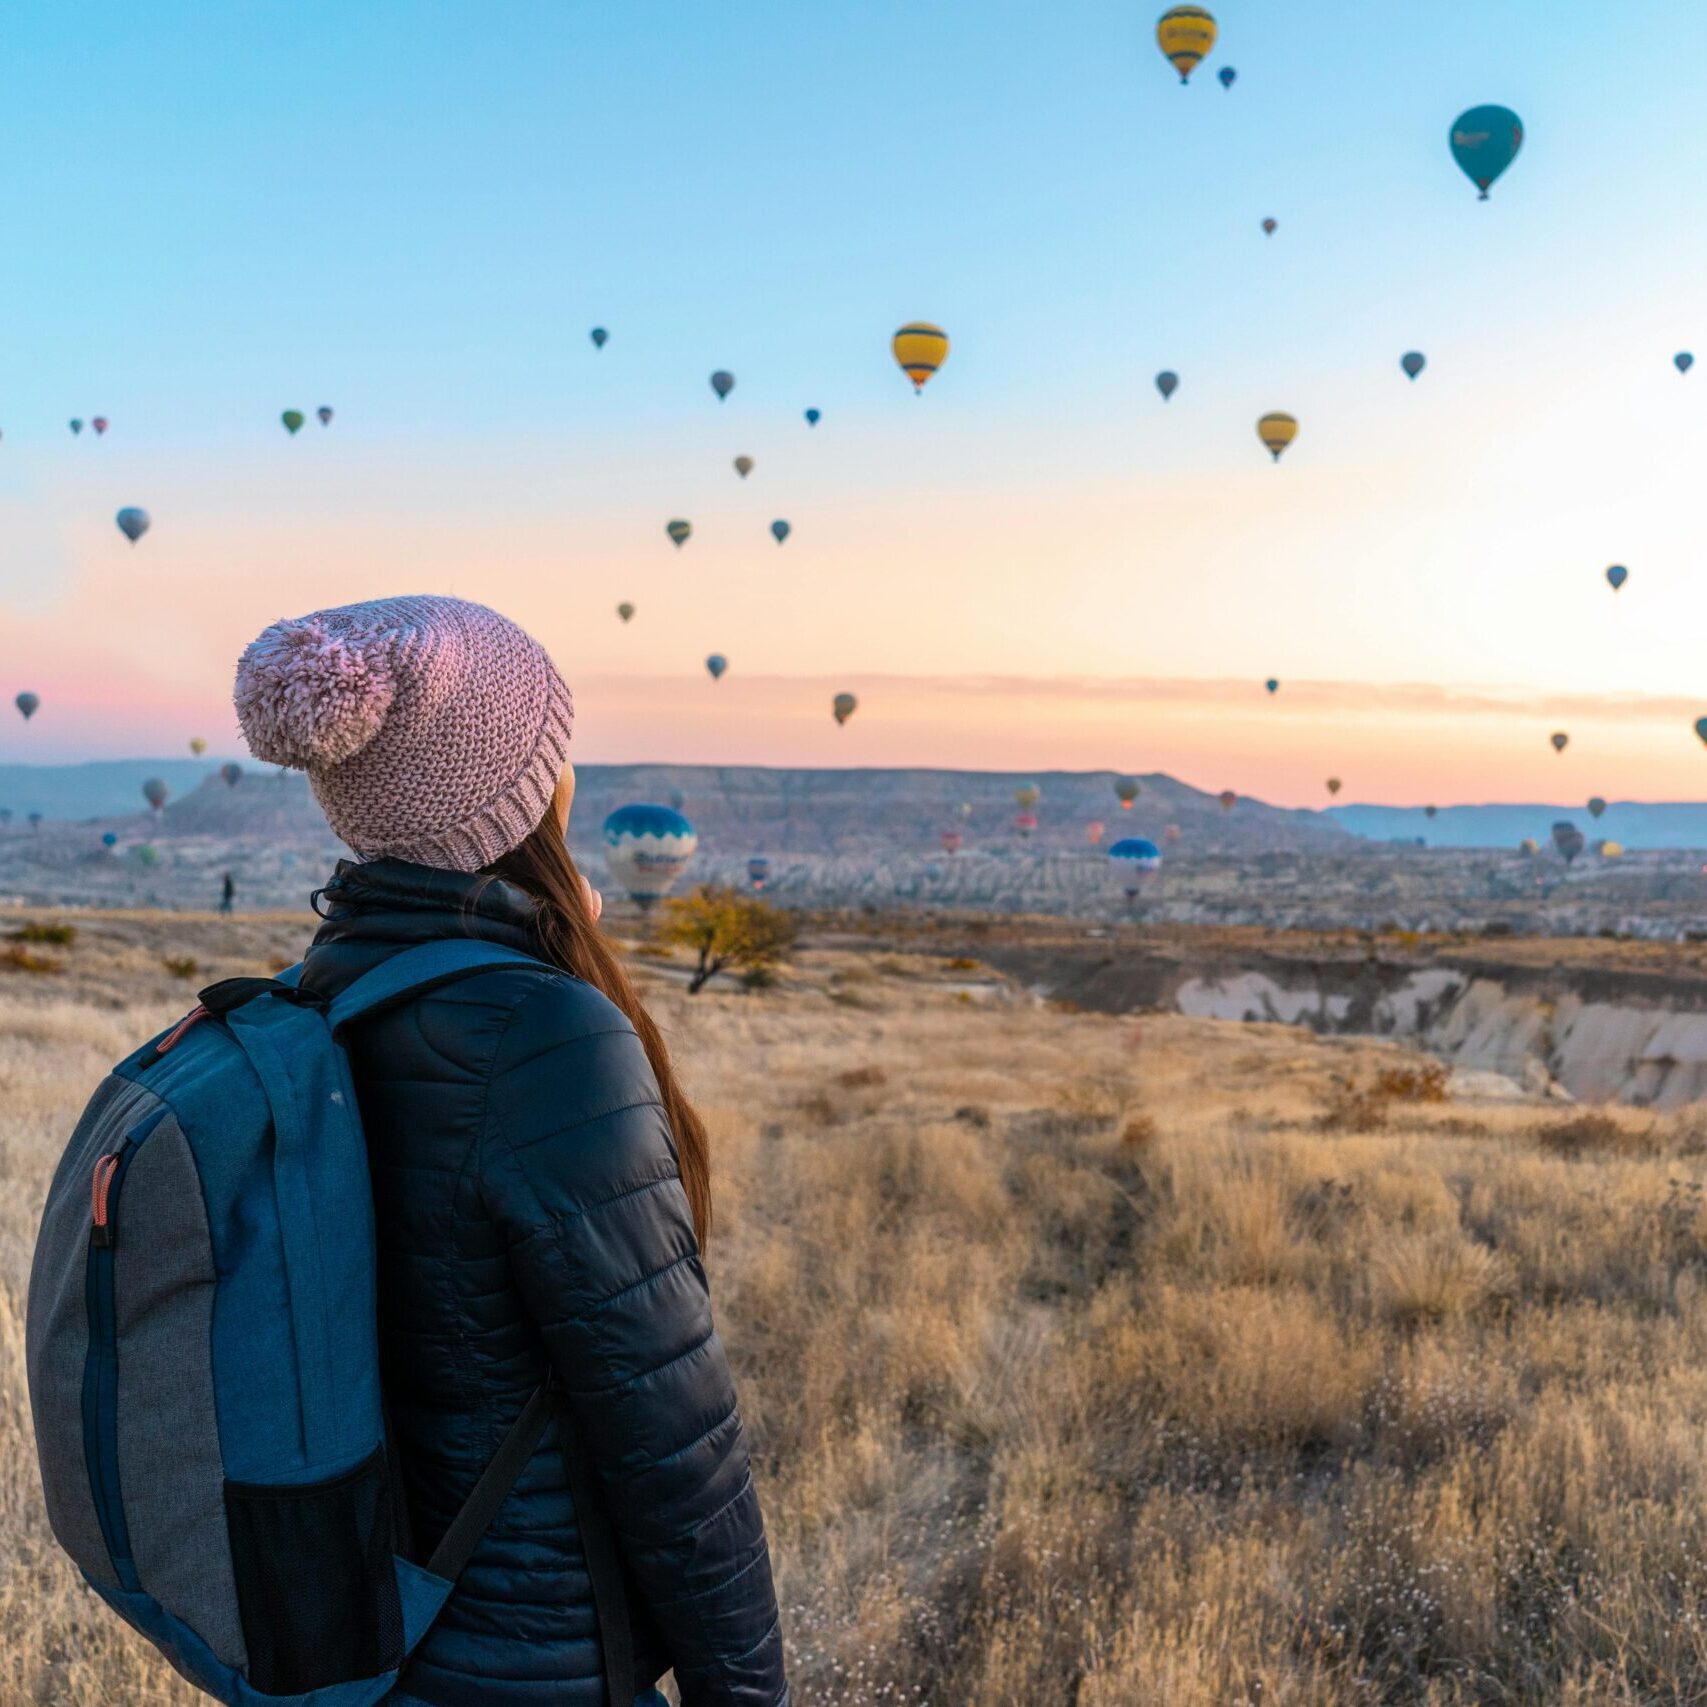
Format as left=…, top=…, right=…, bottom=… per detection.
left=15, top=691, right=40, bottom=720
left=1156, top=370, right=1179, bottom=401
left=115, top=506, right=150, bottom=543
left=1695, top=716, right=1707, bottom=748
left=1450, top=105, right=1524, bottom=199
left=69, top=419, right=84, bottom=435
left=705, top=653, right=728, bottom=681
left=142, top=778, right=169, bottom=812
left=1264, top=678, right=1279, bottom=695
left=667, top=518, right=692, bottom=548
left=101, top=831, right=118, bottom=849
left=590, top=327, right=608, bottom=349
left=804, top=408, right=821, bottom=426
left=1218, top=65, right=1236, bottom=88
left=710, top=370, right=735, bottom=401
left=1401, top=351, right=1426, bottom=380
left=770, top=519, right=790, bottom=545
left=281, top=409, right=305, bottom=435
left=1606, top=564, right=1628, bottom=591
left=1677, top=352, right=1695, bottom=374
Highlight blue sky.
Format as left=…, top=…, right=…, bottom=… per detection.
left=2, top=1, right=1706, bottom=802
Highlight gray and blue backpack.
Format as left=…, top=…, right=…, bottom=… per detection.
left=26, top=939, right=634, bottom=1705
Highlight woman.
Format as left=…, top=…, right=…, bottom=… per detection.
left=235, top=595, right=788, bottom=1707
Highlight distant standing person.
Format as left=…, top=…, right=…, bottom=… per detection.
left=232, top=596, right=787, bottom=1706
left=219, top=871, right=235, bottom=914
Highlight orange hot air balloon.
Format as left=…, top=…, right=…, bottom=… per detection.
left=1086, top=821, right=1106, bottom=846
left=1218, top=790, right=1237, bottom=812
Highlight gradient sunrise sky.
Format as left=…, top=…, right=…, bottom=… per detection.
left=2, top=0, right=1706, bottom=807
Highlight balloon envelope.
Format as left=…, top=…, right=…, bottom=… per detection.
left=189, top=738, right=206, bottom=755
left=92, top=417, right=109, bottom=435
left=1156, top=4, right=1217, bottom=81
left=115, top=506, right=150, bottom=543
left=1257, top=413, right=1297, bottom=459
left=710, top=371, right=735, bottom=400
left=1014, top=812, right=1038, bottom=837
left=590, top=327, right=608, bottom=349
left=602, top=804, right=698, bottom=908
left=1115, top=778, right=1140, bottom=808
left=142, top=778, right=169, bottom=811
left=804, top=408, right=821, bottom=426
left=1694, top=716, right=1707, bottom=747
left=833, top=692, right=858, bottom=725
left=733, top=455, right=753, bottom=478
left=1110, top=836, right=1162, bottom=897
left=1087, top=821, right=1106, bottom=846
left=1551, top=820, right=1585, bottom=864
left=1401, top=351, right=1426, bottom=379
left=1264, top=678, right=1279, bottom=695
left=69, top=419, right=83, bottom=435
left=667, top=519, right=692, bottom=547
left=747, top=855, right=770, bottom=891
left=1155, top=370, right=1179, bottom=400
left=1551, top=732, right=1569, bottom=753
left=220, top=763, right=243, bottom=788
left=281, top=410, right=305, bottom=435
left=1014, top=784, right=1040, bottom=809
left=1218, top=790, right=1237, bottom=812
left=1588, top=797, right=1607, bottom=819
left=1218, top=65, right=1236, bottom=87
left=101, top=832, right=118, bottom=848
left=770, top=519, right=790, bottom=545
left=1326, top=777, right=1342, bottom=795
left=1450, top=105, right=1524, bottom=198
left=15, top=692, right=40, bottom=720
left=705, top=654, right=728, bottom=681
left=941, top=830, right=964, bottom=855
left=893, top=323, right=950, bottom=391
left=1606, top=564, right=1628, bottom=591
left=317, top=406, right=334, bottom=426
left=1677, top=352, right=1695, bottom=374
left=1261, top=217, right=1277, bottom=235
left=617, top=602, right=635, bottom=623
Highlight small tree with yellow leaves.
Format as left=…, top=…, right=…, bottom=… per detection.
left=656, top=885, right=796, bottom=995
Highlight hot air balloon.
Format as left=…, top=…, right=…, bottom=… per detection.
left=1115, top=778, right=1140, bottom=809
left=833, top=692, right=858, bottom=726
left=220, top=762, right=243, bottom=788
left=136, top=843, right=159, bottom=866
left=1450, top=105, right=1524, bottom=199
left=1219, top=65, right=1236, bottom=88
left=602, top=803, right=698, bottom=909
left=590, top=327, right=608, bottom=349
left=669, top=789, right=686, bottom=811
left=1401, top=351, right=1426, bottom=380
left=667, top=519, right=692, bottom=548
left=617, top=602, right=635, bottom=623
left=1087, top=821, right=1106, bottom=847
left=1261, top=217, right=1277, bottom=236
left=1257, top=413, right=1297, bottom=460
left=893, top=323, right=950, bottom=392
left=705, top=654, right=728, bottom=681
left=1677, top=353, right=1695, bottom=375
left=1599, top=840, right=1624, bottom=859
left=1218, top=790, right=1237, bottom=812
left=1110, top=836, right=1162, bottom=900
left=941, top=830, right=964, bottom=856
left=142, top=778, right=169, bottom=813
left=804, top=408, right=821, bottom=426
left=710, top=371, right=735, bottom=401
left=317, top=406, right=334, bottom=426
left=92, top=416, right=109, bottom=436
left=1551, top=821, right=1584, bottom=865
left=281, top=410, right=305, bottom=435
left=1156, top=371, right=1179, bottom=401
left=1156, top=5, right=1216, bottom=82
left=101, top=832, right=118, bottom=849
left=1551, top=732, right=1569, bottom=753
left=115, top=506, right=150, bottom=543
left=734, top=455, right=753, bottom=478
left=1694, top=716, right=1707, bottom=747
left=771, top=519, right=790, bottom=545
left=1606, top=564, right=1628, bottom=591
left=959, top=801, right=973, bottom=819
left=15, top=692, right=39, bottom=721
left=1518, top=838, right=1538, bottom=857
left=1014, top=812, right=1038, bottom=838
left=1425, top=805, right=1438, bottom=820
left=189, top=737, right=207, bottom=756
left=1014, top=784, right=1041, bottom=810
left=747, top=855, right=770, bottom=892
left=69, top=419, right=84, bottom=435
left=28, top=811, right=42, bottom=828
left=1326, top=777, right=1342, bottom=796
left=1265, top=678, right=1280, bottom=695
left=924, top=862, right=944, bottom=883
left=1588, top=796, right=1607, bottom=819
left=1164, top=823, right=1182, bottom=843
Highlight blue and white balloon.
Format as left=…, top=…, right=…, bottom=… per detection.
left=602, top=803, right=698, bottom=908
left=1109, top=836, right=1162, bottom=900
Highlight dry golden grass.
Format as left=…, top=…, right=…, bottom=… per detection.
left=8, top=912, right=1707, bottom=1702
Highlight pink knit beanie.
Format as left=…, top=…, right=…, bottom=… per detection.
left=234, top=595, right=573, bottom=871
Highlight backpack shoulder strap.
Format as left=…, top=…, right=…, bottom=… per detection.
left=326, top=940, right=550, bottom=1038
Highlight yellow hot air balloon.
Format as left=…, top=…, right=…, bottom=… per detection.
left=1257, top=412, right=1298, bottom=460
left=189, top=737, right=207, bottom=756
left=893, top=323, right=949, bottom=392
left=1156, top=5, right=1217, bottom=83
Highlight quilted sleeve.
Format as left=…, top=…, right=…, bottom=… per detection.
left=475, top=974, right=789, bottom=1707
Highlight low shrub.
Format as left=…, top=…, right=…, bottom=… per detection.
left=8, top=922, right=76, bottom=946
left=0, top=943, right=63, bottom=974
left=163, top=955, right=199, bottom=980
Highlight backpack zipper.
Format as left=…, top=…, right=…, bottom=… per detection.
left=82, top=1110, right=167, bottom=1588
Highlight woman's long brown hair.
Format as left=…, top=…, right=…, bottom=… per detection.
left=483, top=808, right=713, bottom=1247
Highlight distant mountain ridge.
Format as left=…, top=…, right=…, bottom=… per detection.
left=1329, top=802, right=1707, bottom=851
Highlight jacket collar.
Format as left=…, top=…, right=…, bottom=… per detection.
left=310, top=857, right=541, bottom=956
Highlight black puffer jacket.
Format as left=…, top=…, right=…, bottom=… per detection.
left=299, top=859, right=788, bottom=1707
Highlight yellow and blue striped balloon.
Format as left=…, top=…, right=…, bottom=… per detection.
left=1156, top=5, right=1216, bottom=83
left=893, top=323, right=950, bottom=392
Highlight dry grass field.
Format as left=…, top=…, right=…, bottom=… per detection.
left=8, top=910, right=1707, bottom=1703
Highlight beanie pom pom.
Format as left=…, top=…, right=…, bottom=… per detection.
left=234, top=616, right=397, bottom=767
